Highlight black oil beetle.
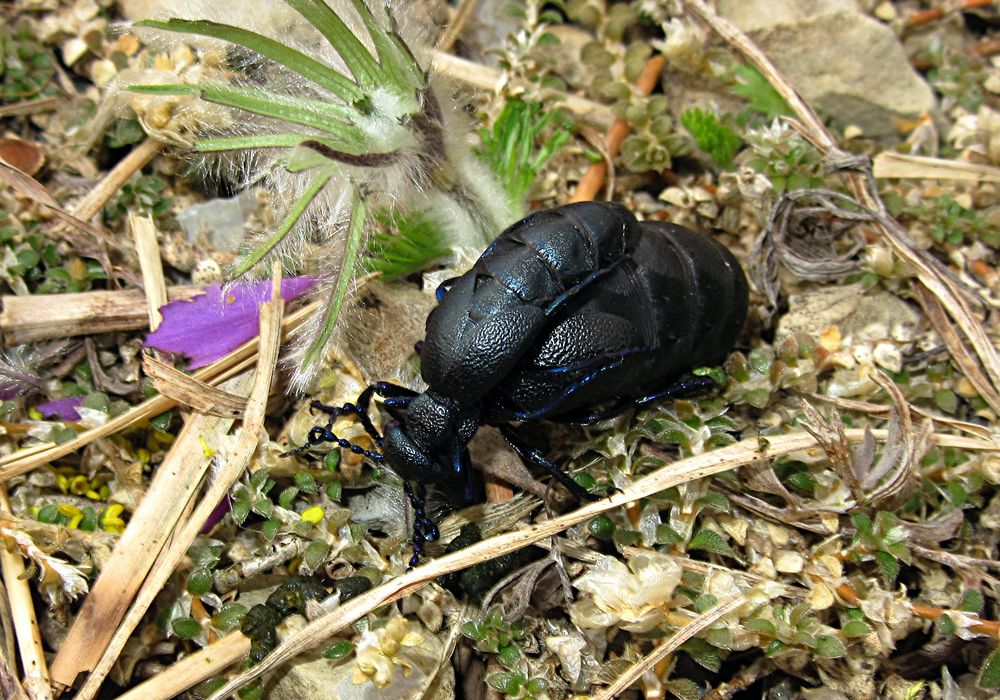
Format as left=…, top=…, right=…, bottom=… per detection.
left=288, top=201, right=748, bottom=565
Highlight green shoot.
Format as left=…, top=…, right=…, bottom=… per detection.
left=680, top=107, right=743, bottom=169
left=477, top=98, right=574, bottom=214
left=365, top=209, right=450, bottom=280
left=731, top=65, right=792, bottom=122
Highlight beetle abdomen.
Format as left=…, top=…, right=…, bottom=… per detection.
left=420, top=202, right=644, bottom=405
left=494, top=218, right=748, bottom=417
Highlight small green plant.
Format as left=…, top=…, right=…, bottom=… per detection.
left=681, top=107, right=743, bottom=169
left=0, top=212, right=106, bottom=294
left=849, top=511, right=911, bottom=583
left=102, top=173, right=174, bottom=224
left=889, top=194, right=999, bottom=248
left=730, top=65, right=792, bottom=122
left=365, top=208, right=450, bottom=280
left=477, top=98, right=574, bottom=212
left=0, top=19, right=57, bottom=102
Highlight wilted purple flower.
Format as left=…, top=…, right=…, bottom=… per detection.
left=145, top=277, right=316, bottom=369
left=35, top=397, right=83, bottom=421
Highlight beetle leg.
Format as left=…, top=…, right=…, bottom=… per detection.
left=499, top=425, right=599, bottom=502
left=513, top=357, right=626, bottom=421
left=541, top=256, right=627, bottom=317
left=281, top=422, right=386, bottom=462
left=309, top=382, right=418, bottom=445
left=434, top=277, right=460, bottom=302
left=450, top=438, right=475, bottom=504
left=633, top=374, right=717, bottom=406
left=404, top=480, right=438, bottom=568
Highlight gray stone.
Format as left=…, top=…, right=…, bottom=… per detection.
left=717, top=0, right=936, bottom=138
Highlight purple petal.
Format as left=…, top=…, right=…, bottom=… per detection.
left=201, top=496, right=231, bottom=534
left=36, top=397, right=83, bottom=421
left=145, top=277, right=316, bottom=369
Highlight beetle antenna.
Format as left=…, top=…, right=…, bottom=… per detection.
left=281, top=422, right=385, bottom=462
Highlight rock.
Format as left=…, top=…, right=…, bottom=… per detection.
left=717, top=0, right=935, bottom=138
left=175, top=189, right=260, bottom=252
left=776, top=284, right=923, bottom=347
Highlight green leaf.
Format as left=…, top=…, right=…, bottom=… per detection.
left=303, top=541, right=330, bottom=569
left=186, top=567, right=214, bottom=595
left=841, top=619, right=872, bottom=638
left=213, top=603, right=248, bottom=632
left=681, top=638, right=721, bottom=672
left=688, top=529, right=735, bottom=558
left=345, top=0, right=424, bottom=92
left=874, top=550, right=900, bottom=582
left=744, top=618, right=777, bottom=637
left=323, top=639, right=354, bottom=660
left=282, top=0, right=382, bottom=88
left=665, top=678, right=703, bottom=700
left=231, top=168, right=334, bottom=277
left=365, top=208, right=450, bottom=280
left=129, top=84, right=362, bottom=141
left=295, top=470, right=318, bottom=494
left=814, top=635, right=847, bottom=658
left=171, top=617, right=203, bottom=639
left=960, top=589, right=985, bottom=613
left=299, top=190, right=367, bottom=377
left=731, top=65, right=792, bottom=121
left=680, top=107, right=742, bottom=169
left=978, top=649, right=1000, bottom=689
left=135, top=19, right=362, bottom=103
left=194, top=134, right=326, bottom=152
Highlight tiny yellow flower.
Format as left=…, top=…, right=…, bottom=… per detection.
left=58, top=504, right=84, bottom=529
left=57, top=474, right=70, bottom=494
left=136, top=448, right=151, bottom=464
left=198, top=436, right=215, bottom=458
left=300, top=506, right=325, bottom=524
left=68, top=475, right=90, bottom=496
left=100, top=504, right=127, bottom=533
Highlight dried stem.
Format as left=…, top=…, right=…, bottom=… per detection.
left=0, top=286, right=202, bottom=346
left=0, top=301, right=318, bottom=481
left=435, top=0, right=480, bottom=52
left=127, top=215, right=167, bottom=331
left=569, top=55, right=665, bottom=203
left=0, top=486, right=52, bottom=700
left=592, top=595, right=745, bottom=699
left=67, top=137, right=163, bottom=223
left=74, top=268, right=285, bottom=700
left=182, top=428, right=995, bottom=700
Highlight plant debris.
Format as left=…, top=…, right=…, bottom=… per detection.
left=0, top=1, right=997, bottom=699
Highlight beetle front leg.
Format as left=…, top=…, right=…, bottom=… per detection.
left=499, top=425, right=599, bottom=502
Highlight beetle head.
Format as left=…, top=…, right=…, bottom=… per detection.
left=381, top=391, right=481, bottom=483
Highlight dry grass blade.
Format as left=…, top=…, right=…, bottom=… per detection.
left=873, top=152, right=1000, bottom=182
left=0, top=301, right=317, bottom=482
left=435, top=0, right=479, bottom=51
left=682, top=0, right=1000, bottom=415
left=592, top=595, right=745, bottom=700
left=0, top=158, right=59, bottom=207
left=799, top=400, right=860, bottom=498
left=199, top=428, right=998, bottom=700
left=142, top=353, right=247, bottom=418
left=808, top=393, right=994, bottom=440
left=0, top=286, right=202, bottom=345
left=114, top=633, right=250, bottom=700
left=75, top=269, right=285, bottom=700
left=128, top=215, right=167, bottom=331
left=431, top=51, right=614, bottom=129
left=67, top=137, right=163, bottom=223
left=49, top=407, right=241, bottom=690
left=0, top=487, right=52, bottom=700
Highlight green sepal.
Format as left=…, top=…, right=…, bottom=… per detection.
left=282, top=0, right=381, bottom=89
left=135, top=19, right=362, bottom=103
